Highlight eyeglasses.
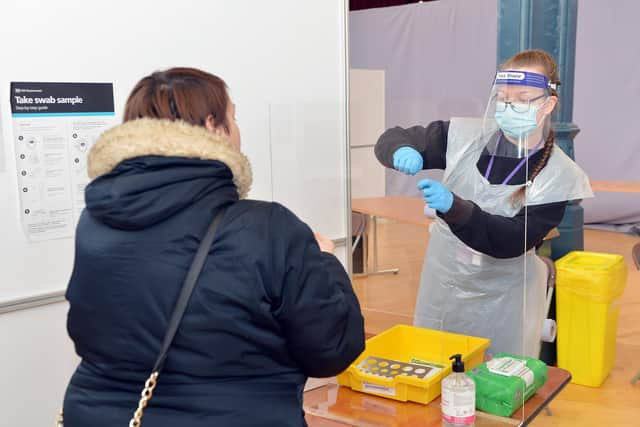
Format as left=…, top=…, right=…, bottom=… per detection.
left=495, top=94, right=546, bottom=113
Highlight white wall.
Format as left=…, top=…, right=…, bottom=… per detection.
left=350, top=69, right=386, bottom=198
left=0, top=302, right=79, bottom=424
left=0, top=1, right=350, bottom=425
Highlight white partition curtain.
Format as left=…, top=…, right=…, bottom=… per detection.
left=349, top=1, right=498, bottom=197
left=573, top=0, right=640, bottom=232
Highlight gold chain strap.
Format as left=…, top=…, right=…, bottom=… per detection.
left=128, top=371, right=159, bottom=427
left=54, top=371, right=159, bottom=427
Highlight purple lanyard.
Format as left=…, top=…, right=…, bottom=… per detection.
left=484, top=136, right=544, bottom=185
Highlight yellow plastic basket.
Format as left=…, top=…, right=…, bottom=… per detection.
left=337, top=325, right=490, bottom=404
left=555, top=251, right=627, bottom=387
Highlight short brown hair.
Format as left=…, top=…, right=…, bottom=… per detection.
left=123, top=67, right=230, bottom=131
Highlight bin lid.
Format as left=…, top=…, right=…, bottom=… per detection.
left=555, top=251, right=627, bottom=300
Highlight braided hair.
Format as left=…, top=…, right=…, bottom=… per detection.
left=501, top=50, right=561, bottom=206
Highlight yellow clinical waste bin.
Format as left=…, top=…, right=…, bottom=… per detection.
left=555, top=251, right=627, bottom=387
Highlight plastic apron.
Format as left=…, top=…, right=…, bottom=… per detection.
left=414, top=117, right=593, bottom=357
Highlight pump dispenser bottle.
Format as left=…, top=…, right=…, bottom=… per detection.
left=441, top=354, right=476, bottom=426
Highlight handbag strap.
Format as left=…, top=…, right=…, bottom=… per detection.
left=130, top=206, right=229, bottom=427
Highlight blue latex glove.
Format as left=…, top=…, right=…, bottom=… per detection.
left=392, top=147, right=423, bottom=175
left=418, top=178, right=454, bottom=214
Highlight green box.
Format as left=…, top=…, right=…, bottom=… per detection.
left=466, top=353, right=548, bottom=417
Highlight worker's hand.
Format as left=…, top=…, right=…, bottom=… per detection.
left=314, top=232, right=335, bottom=254
left=418, top=179, right=453, bottom=214
left=392, top=147, right=423, bottom=175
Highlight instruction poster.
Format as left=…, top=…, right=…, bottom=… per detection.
left=10, top=82, right=115, bottom=241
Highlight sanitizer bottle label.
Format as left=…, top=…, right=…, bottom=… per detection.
left=442, top=388, right=476, bottom=425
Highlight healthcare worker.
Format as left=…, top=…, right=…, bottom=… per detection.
left=374, top=50, right=593, bottom=357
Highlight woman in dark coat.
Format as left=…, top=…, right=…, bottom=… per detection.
left=62, top=67, right=365, bottom=427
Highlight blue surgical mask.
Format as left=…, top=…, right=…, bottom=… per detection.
left=494, top=103, right=540, bottom=139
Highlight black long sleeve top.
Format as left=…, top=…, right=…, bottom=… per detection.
left=374, top=121, right=566, bottom=259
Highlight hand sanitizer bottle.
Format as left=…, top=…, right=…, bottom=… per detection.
left=442, top=354, right=476, bottom=426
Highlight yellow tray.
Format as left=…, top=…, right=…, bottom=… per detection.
left=337, top=325, right=490, bottom=404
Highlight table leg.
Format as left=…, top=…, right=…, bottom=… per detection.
left=354, top=215, right=399, bottom=278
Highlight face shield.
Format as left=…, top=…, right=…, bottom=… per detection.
left=481, top=70, right=558, bottom=161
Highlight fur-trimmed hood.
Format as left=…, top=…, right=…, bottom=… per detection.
left=88, top=118, right=252, bottom=198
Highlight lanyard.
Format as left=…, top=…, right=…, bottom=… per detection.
left=484, top=135, right=544, bottom=185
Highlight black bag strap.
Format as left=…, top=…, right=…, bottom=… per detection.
left=151, top=206, right=228, bottom=373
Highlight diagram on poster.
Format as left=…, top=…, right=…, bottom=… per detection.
left=10, top=82, right=115, bottom=241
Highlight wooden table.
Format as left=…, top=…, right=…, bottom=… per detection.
left=305, top=367, right=571, bottom=427
left=352, top=196, right=431, bottom=227
left=352, top=197, right=431, bottom=277
left=590, top=180, right=640, bottom=193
